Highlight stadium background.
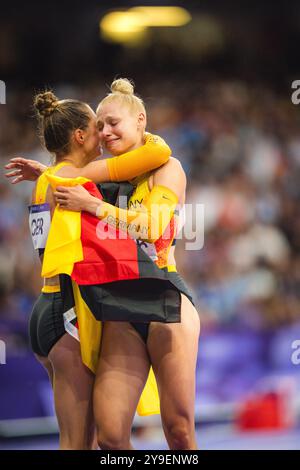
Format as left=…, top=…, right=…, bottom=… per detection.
left=0, top=0, right=300, bottom=449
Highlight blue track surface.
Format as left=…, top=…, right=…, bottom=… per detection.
left=1, top=425, right=300, bottom=450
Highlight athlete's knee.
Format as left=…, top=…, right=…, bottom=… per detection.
left=60, top=427, right=95, bottom=450
left=97, top=428, right=130, bottom=450
left=60, top=438, right=93, bottom=450
left=164, top=415, right=195, bottom=450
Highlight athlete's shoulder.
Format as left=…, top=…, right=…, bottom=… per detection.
left=168, top=157, right=185, bottom=173
left=54, top=165, right=78, bottom=177
left=157, top=157, right=186, bottom=183
left=153, top=156, right=186, bottom=198
left=155, top=156, right=184, bottom=173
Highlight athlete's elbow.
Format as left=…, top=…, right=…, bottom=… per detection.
left=150, top=144, right=171, bottom=166
left=161, top=145, right=171, bottom=163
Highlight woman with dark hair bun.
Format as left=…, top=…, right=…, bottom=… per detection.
left=28, top=91, right=99, bottom=450
left=6, top=89, right=172, bottom=449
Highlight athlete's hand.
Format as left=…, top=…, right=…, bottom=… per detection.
left=4, top=157, right=47, bottom=184
left=54, top=185, right=94, bottom=212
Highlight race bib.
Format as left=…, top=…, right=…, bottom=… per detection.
left=136, top=239, right=158, bottom=261
left=28, top=203, right=51, bottom=250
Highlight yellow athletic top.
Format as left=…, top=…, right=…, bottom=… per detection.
left=128, top=174, right=178, bottom=270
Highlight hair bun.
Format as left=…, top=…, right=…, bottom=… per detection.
left=34, top=91, right=59, bottom=118
left=111, top=78, right=134, bottom=95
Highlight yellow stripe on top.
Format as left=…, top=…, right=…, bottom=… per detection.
left=167, top=264, right=177, bottom=273
left=127, top=175, right=178, bottom=269
left=41, top=284, right=61, bottom=294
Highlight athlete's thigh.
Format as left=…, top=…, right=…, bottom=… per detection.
left=147, top=294, right=200, bottom=417
left=48, top=333, right=94, bottom=419
left=49, top=332, right=88, bottom=374
left=35, top=353, right=54, bottom=387
left=94, top=321, right=151, bottom=432
left=48, top=333, right=95, bottom=448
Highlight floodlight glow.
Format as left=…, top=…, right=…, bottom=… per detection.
left=130, top=6, right=191, bottom=27
left=100, top=11, right=146, bottom=42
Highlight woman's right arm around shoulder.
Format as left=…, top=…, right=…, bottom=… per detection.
left=5, top=133, right=171, bottom=184
left=78, top=133, right=171, bottom=182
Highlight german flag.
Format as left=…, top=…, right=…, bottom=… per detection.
left=42, top=176, right=182, bottom=324
left=41, top=176, right=193, bottom=417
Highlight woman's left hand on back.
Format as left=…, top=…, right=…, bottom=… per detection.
left=54, top=185, right=93, bottom=211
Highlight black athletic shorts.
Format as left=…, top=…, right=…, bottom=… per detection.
left=130, top=271, right=194, bottom=343
left=29, top=291, right=66, bottom=357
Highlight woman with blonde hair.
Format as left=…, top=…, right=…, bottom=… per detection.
left=54, top=78, right=200, bottom=450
